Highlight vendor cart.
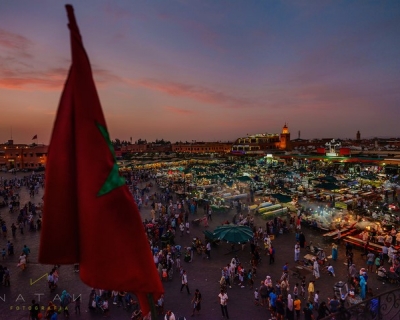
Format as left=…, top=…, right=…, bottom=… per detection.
left=333, top=281, right=348, bottom=300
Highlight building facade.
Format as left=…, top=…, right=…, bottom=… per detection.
left=0, top=140, right=47, bottom=170
left=172, top=142, right=232, bottom=153
left=231, top=124, right=291, bottom=155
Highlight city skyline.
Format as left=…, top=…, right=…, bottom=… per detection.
left=0, top=1, right=399, bottom=144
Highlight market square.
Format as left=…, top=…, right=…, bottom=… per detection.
left=0, top=160, right=399, bottom=319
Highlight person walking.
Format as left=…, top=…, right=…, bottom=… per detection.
left=102, top=299, right=109, bottom=317
left=275, top=295, right=285, bottom=320
left=60, top=290, right=72, bottom=308
left=269, top=245, right=275, bottom=265
left=307, top=280, right=315, bottom=302
left=179, top=222, right=185, bottom=236
left=346, top=249, right=354, bottom=268
left=301, top=277, right=306, bottom=298
left=205, top=241, right=211, bottom=259
left=388, top=245, right=396, bottom=263
left=331, top=243, right=338, bottom=261
left=218, top=289, right=229, bottom=319
left=295, top=242, right=300, bottom=262
left=30, top=299, right=40, bottom=320
left=60, top=289, right=72, bottom=318
left=286, top=294, right=294, bottom=320
left=191, top=289, right=202, bottom=316
left=303, top=304, right=314, bottom=320
left=359, top=274, right=366, bottom=299
left=202, top=214, right=208, bottom=227
left=316, top=301, right=330, bottom=319
left=223, top=266, right=231, bottom=289
left=293, top=283, right=299, bottom=300
left=74, top=296, right=81, bottom=315
left=259, top=281, right=269, bottom=306
left=366, top=251, right=375, bottom=272
left=18, top=253, right=27, bottom=271
left=294, top=296, right=301, bottom=320
left=268, top=288, right=277, bottom=318
left=328, top=296, right=340, bottom=313
left=22, top=245, right=31, bottom=262
left=348, top=264, right=357, bottom=283
left=336, top=228, right=341, bottom=244
left=374, top=255, right=381, bottom=273
left=11, top=223, right=16, bottom=237
left=164, top=310, right=176, bottom=320
left=180, top=270, right=191, bottom=294
left=7, top=241, right=14, bottom=256
left=314, top=290, right=320, bottom=310
left=117, top=291, right=127, bottom=309
left=313, top=258, right=320, bottom=279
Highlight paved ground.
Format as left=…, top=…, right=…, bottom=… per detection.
left=0, top=172, right=397, bottom=320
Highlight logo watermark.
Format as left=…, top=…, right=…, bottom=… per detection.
left=1, top=293, right=82, bottom=311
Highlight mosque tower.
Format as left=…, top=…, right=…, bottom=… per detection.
left=280, top=123, right=290, bottom=150
left=356, top=130, right=361, bottom=141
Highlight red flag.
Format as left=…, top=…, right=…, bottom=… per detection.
left=32, top=134, right=37, bottom=140
left=39, top=5, right=163, bottom=315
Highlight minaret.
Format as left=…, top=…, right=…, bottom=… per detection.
left=356, top=130, right=361, bottom=141
left=280, top=123, right=290, bottom=150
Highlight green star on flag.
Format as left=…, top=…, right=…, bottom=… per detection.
left=96, top=123, right=125, bottom=196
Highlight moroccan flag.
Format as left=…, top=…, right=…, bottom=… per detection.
left=32, top=134, right=37, bottom=140
left=39, top=5, right=163, bottom=315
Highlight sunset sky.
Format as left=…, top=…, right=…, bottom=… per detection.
left=0, top=0, right=399, bottom=144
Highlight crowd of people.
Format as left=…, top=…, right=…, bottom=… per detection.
left=0, top=166, right=399, bottom=319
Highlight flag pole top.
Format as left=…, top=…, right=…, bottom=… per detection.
left=65, top=4, right=78, bottom=30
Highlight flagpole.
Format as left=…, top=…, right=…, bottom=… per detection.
left=146, top=293, right=157, bottom=320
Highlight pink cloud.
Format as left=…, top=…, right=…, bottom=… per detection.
left=0, top=65, right=120, bottom=91
left=0, top=28, right=120, bottom=91
left=0, top=29, right=32, bottom=56
left=162, top=106, right=194, bottom=115
left=130, top=78, right=253, bottom=108
left=0, top=67, right=66, bottom=90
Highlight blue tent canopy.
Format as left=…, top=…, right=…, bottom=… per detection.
left=271, top=193, right=292, bottom=203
